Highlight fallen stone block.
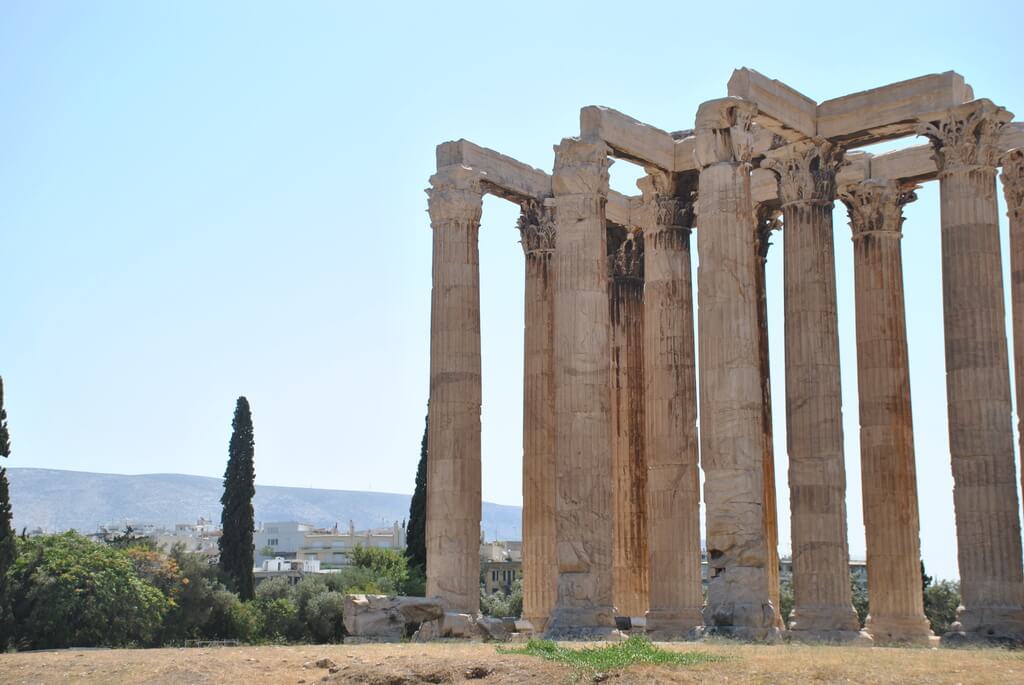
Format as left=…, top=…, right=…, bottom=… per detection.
left=343, top=594, right=445, bottom=640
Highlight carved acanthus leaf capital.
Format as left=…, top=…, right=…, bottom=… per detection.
left=552, top=137, right=612, bottom=197
left=1001, top=149, right=1024, bottom=221
left=517, top=198, right=557, bottom=255
left=637, top=169, right=695, bottom=230
left=916, top=99, right=1012, bottom=177
left=426, top=165, right=483, bottom=225
left=755, top=204, right=783, bottom=261
left=838, top=179, right=918, bottom=240
left=694, top=97, right=757, bottom=168
left=608, top=232, right=644, bottom=282
left=761, top=138, right=845, bottom=207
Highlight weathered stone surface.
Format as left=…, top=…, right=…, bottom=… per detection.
left=1001, top=149, right=1024, bottom=518
left=476, top=616, right=511, bottom=642
left=818, top=71, right=974, bottom=145
left=581, top=106, right=675, bottom=171
left=638, top=169, right=703, bottom=640
left=728, top=67, right=817, bottom=141
left=763, top=138, right=865, bottom=642
left=608, top=225, right=649, bottom=620
left=545, top=137, right=618, bottom=638
left=839, top=179, right=933, bottom=645
left=694, top=98, right=779, bottom=641
left=425, top=166, right=483, bottom=615
left=519, top=199, right=558, bottom=633
left=343, top=595, right=445, bottom=640
left=919, top=101, right=1024, bottom=643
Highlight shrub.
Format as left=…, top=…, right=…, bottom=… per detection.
left=255, top=597, right=302, bottom=642
left=349, top=545, right=409, bottom=592
left=305, top=591, right=346, bottom=643
left=480, top=579, right=523, bottom=618
left=924, top=579, right=960, bottom=636
left=7, top=532, right=170, bottom=649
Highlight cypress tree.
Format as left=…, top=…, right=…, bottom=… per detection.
left=219, top=396, right=255, bottom=600
left=0, top=377, right=15, bottom=646
left=406, top=415, right=428, bottom=571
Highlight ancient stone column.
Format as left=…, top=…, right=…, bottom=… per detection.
left=763, top=139, right=864, bottom=642
left=608, top=227, right=649, bottom=620
left=425, top=165, right=483, bottom=615
left=754, top=204, right=784, bottom=631
left=838, top=179, right=933, bottom=644
left=638, top=170, right=704, bottom=639
left=545, top=137, right=617, bottom=638
left=694, top=97, right=779, bottom=640
left=918, top=102, right=1024, bottom=642
left=518, top=198, right=558, bottom=632
left=1001, top=149, right=1024, bottom=512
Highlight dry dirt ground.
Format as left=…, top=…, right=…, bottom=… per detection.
left=1, top=640, right=1023, bottom=685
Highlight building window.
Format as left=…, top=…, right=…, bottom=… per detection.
left=267, top=538, right=279, bottom=546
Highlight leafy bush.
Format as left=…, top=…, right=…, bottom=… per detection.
left=924, top=579, right=960, bottom=636
left=6, top=532, right=170, bottom=648
left=778, top=578, right=793, bottom=626
left=480, top=579, right=522, bottom=618
left=305, top=591, right=345, bottom=642
left=254, top=597, right=302, bottom=642
left=349, top=545, right=409, bottom=592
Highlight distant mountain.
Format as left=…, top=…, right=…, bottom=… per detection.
left=6, top=468, right=523, bottom=541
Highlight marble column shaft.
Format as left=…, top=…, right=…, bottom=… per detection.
left=609, top=228, right=649, bottom=620
left=519, top=199, right=558, bottom=631
left=919, top=102, right=1024, bottom=640
left=639, top=171, right=704, bottom=638
left=763, top=139, right=861, bottom=637
left=425, top=165, right=483, bottom=615
left=545, top=137, right=617, bottom=636
left=1000, top=149, right=1024, bottom=514
left=755, top=205, right=783, bottom=631
left=839, top=179, right=932, bottom=643
left=694, top=98, right=779, bottom=640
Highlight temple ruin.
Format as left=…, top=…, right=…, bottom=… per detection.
left=424, top=68, right=1024, bottom=643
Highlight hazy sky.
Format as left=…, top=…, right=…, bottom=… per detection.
left=2, top=1, right=1023, bottom=581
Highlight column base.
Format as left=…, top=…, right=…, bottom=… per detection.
left=788, top=604, right=862, bottom=633
left=942, top=606, right=1024, bottom=646
left=645, top=608, right=705, bottom=640
left=703, top=602, right=782, bottom=642
left=544, top=605, right=620, bottom=641
left=521, top=616, right=547, bottom=634
left=865, top=613, right=934, bottom=645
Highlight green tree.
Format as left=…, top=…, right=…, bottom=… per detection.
left=0, top=376, right=14, bottom=647
left=350, top=544, right=409, bottom=592
left=406, top=414, right=428, bottom=573
left=850, top=572, right=869, bottom=627
left=7, top=532, right=170, bottom=648
left=305, top=591, right=345, bottom=642
left=480, top=578, right=523, bottom=618
left=778, top=578, right=794, bottom=626
left=219, top=396, right=256, bottom=600
left=924, top=579, right=960, bottom=636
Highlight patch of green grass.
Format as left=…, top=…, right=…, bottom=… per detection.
left=498, top=634, right=724, bottom=675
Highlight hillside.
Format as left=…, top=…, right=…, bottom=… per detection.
left=5, top=468, right=523, bottom=540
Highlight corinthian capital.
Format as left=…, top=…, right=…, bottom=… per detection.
left=608, top=231, right=644, bottom=282
left=917, top=99, right=1012, bottom=177
left=838, top=179, right=918, bottom=240
left=761, top=138, right=845, bottom=207
left=552, top=137, right=611, bottom=197
left=517, top=198, right=557, bottom=255
left=636, top=169, right=695, bottom=230
left=427, top=165, right=483, bottom=225
left=694, top=97, right=757, bottom=168
left=1002, top=149, right=1024, bottom=222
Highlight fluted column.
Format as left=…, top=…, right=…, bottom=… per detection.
left=545, top=137, right=617, bottom=637
left=839, top=179, right=933, bottom=644
left=763, top=139, right=864, bottom=641
left=519, top=198, right=558, bottom=631
left=1001, top=149, right=1024, bottom=513
left=425, top=165, right=483, bottom=614
left=754, top=204, right=784, bottom=632
left=694, top=98, right=779, bottom=640
left=918, top=101, right=1024, bottom=642
left=609, top=227, right=649, bottom=620
left=639, top=170, right=704, bottom=639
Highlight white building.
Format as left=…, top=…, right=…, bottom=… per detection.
left=296, top=520, right=406, bottom=568
left=254, top=521, right=316, bottom=563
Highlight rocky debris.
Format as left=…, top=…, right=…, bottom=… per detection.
left=413, top=612, right=479, bottom=641
left=475, top=617, right=510, bottom=642
left=343, top=594, right=445, bottom=641
left=513, top=619, right=535, bottom=634
left=314, top=658, right=338, bottom=669
left=464, top=665, right=492, bottom=679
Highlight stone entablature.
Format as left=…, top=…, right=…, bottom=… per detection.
left=424, top=68, right=1024, bottom=645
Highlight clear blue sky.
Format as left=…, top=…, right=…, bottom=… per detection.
left=2, top=0, right=1022, bottom=581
